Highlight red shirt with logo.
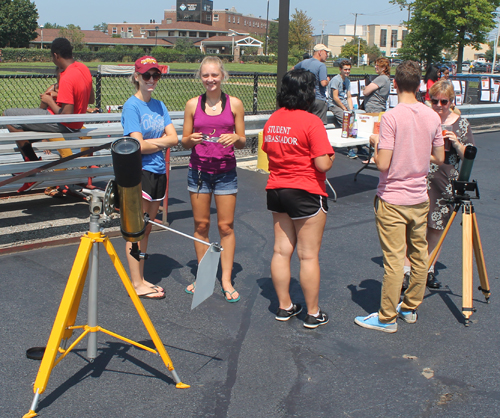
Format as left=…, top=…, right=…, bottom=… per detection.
left=262, top=108, right=334, bottom=196
left=49, top=61, right=92, bottom=130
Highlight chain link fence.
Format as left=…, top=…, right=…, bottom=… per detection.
left=0, top=73, right=277, bottom=115
left=96, top=72, right=278, bottom=114
left=0, top=72, right=492, bottom=114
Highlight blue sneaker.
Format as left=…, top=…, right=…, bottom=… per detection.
left=347, top=148, right=358, bottom=159
left=354, top=312, right=397, bottom=333
left=357, top=147, right=370, bottom=157
left=397, top=302, right=418, bottom=324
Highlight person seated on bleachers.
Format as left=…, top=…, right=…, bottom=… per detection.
left=2, top=37, right=94, bottom=192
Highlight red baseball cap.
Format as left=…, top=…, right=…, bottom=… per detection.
left=135, top=56, right=160, bottom=73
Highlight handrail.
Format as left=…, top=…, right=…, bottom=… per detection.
left=457, top=104, right=500, bottom=119
left=0, top=111, right=186, bottom=126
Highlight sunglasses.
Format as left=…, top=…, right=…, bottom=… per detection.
left=431, top=98, right=449, bottom=106
left=141, top=72, right=161, bottom=81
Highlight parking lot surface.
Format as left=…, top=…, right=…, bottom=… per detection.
left=1, top=132, right=500, bottom=418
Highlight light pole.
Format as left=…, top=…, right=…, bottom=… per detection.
left=357, top=37, right=360, bottom=68
left=155, top=26, right=159, bottom=46
left=492, top=15, right=500, bottom=74
left=264, top=0, right=270, bottom=55
left=40, top=25, right=44, bottom=49
left=229, top=29, right=236, bottom=57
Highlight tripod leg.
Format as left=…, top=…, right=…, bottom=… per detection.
left=428, top=204, right=460, bottom=269
left=472, top=211, right=491, bottom=302
left=102, top=237, right=190, bottom=389
left=462, top=204, right=474, bottom=325
left=25, top=237, right=93, bottom=417
left=62, top=255, right=89, bottom=341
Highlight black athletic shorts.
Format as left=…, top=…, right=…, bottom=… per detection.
left=267, top=188, right=328, bottom=219
left=142, top=170, right=167, bottom=201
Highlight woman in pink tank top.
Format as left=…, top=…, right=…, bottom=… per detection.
left=181, top=56, right=246, bottom=302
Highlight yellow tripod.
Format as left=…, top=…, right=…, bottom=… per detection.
left=428, top=182, right=491, bottom=326
left=24, top=211, right=189, bottom=418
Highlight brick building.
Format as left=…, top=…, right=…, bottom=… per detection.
left=30, top=28, right=170, bottom=52
left=107, top=3, right=272, bottom=43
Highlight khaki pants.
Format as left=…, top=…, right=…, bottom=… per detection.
left=374, top=196, right=429, bottom=322
left=48, top=132, right=91, bottom=171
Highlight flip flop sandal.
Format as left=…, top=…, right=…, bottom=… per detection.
left=45, top=187, right=65, bottom=198
left=137, top=289, right=166, bottom=300
left=221, top=288, right=240, bottom=303
left=185, top=283, right=196, bottom=295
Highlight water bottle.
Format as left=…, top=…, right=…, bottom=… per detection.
left=351, top=115, right=358, bottom=138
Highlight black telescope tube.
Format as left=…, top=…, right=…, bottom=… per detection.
left=111, top=137, right=142, bottom=187
left=111, top=137, right=146, bottom=243
left=457, top=146, right=477, bottom=182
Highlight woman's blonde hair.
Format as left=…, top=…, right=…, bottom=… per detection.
left=129, top=72, right=140, bottom=90
left=196, top=56, right=229, bottom=82
left=376, top=57, right=391, bottom=76
left=429, top=79, right=455, bottom=101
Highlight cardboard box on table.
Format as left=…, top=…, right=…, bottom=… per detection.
left=357, top=113, right=380, bottom=136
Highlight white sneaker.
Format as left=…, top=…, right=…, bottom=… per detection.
left=397, top=302, right=418, bottom=324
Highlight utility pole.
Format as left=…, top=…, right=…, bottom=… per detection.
left=319, top=20, right=328, bottom=44
left=265, top=0, right=270, bottom=55
left=351, top=13, right=364, bottom=38
left=492, top=15, right=500, bottom=75
left=277, top=0, right=290, bottom=106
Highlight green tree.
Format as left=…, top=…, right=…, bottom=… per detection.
left=93, top=22, right=108, bottom=33
left=484, top=41, right=495, bottom=62
left=253, top=20, right=279, bottom=55
left=289, top=9, right=313, bottom=52
left=451, top=0, right=500, bottom=71
left=267, top=21, right=279, bottom=55
left=393, top=0, right=500, bottom=72
left=366, top=44, right=383, bottom=64
left=340, top=38, right=381, bottom=64
left=394, top=0, right=450, bottom=65
left=59, top=24, right=85, bottom=50
left=174, top=37, right=194, bottom=52
left=43, top=22, right=64, bottom=29
left=0, top=0, right=38, bottom=48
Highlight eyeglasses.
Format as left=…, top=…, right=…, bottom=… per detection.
left=141, top=72, right=161, bottom=81
left=431, top=98, right=449, bottom=106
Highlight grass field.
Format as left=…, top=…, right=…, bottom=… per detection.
left=0, top=72, right=278, bottom=113
left=0, top=60, right=377, bottom=112
left=99, top=74, right=277, bottom=113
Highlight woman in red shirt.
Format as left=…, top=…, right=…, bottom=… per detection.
left=262, top=69, right=334, bottom=329
left=424, top=65, right=439, bottom=103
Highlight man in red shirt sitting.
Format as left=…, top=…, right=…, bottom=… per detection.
left=3, top=37, right=94, bottom=192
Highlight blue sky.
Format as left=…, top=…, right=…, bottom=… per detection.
left=34, top=0, right=410, bottom=35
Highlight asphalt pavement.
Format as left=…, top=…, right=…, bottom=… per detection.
left=1, top=132, right=500, bottom=418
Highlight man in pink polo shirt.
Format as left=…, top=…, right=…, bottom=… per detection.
left=355, top=61, right=445, bottom=333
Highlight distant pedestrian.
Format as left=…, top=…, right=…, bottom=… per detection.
left=293, top=44, right=331, bottom=124
left=424, top=65, right=439, bottom=104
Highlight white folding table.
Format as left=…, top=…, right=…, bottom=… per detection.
left=325, top=129, right=374, bottom=200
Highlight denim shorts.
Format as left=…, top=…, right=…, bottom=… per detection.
left=187, top=168, right=238, bottom=195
